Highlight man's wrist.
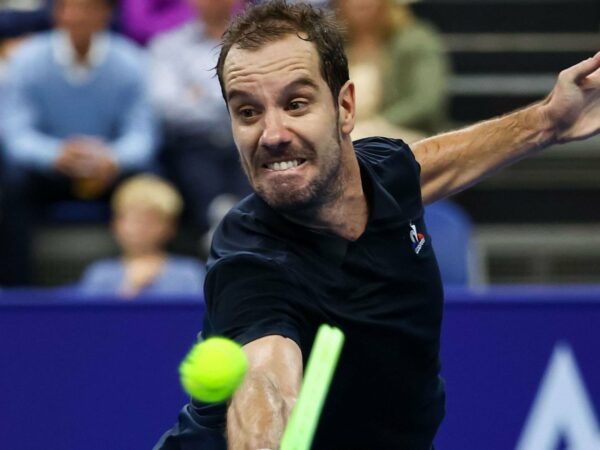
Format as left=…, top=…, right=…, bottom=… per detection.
left=522, top=99, right=558, bottom=149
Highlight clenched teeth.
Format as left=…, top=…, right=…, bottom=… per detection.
left=266, top=160, right=301, bottom=171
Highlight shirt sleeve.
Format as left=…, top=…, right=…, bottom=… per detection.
left=203, top=255, right=304, bottom=347
left=2, top=49, right=63, bottom=170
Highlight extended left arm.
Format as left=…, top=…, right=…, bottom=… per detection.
left=413, top=52, right=600, bottom=205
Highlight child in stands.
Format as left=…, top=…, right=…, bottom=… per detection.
left=79, top=174, right=205, bottom=298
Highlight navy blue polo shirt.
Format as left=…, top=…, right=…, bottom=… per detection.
left=203, top=137, right=445, bottom=449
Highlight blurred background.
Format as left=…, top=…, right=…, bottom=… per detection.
left=414, top=0, right=600, bottom=285
left=2, top=0, right=599, bottom=292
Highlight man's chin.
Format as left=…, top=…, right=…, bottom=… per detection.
left=257, top=189, right=317, bottom=213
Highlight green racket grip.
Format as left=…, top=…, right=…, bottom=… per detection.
left=280, top=324, right=345, bottom=450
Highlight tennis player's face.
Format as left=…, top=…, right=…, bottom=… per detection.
left=223, top=34, right=345, bottom=212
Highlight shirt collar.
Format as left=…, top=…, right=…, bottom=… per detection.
left=190, top=21, right=206, bottom=40
left=247, top=147, right=407, bottom=265
left=356, top=151, right=405, bottom=222
left=190, top=21, right=221, bottom=45
left=251, top=196, right=349, bottom=265
left=250, top=154, right=402, bottom=264
left=52, top=29, right=109, bottom=84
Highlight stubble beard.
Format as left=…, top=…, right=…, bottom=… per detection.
left=252, top=130, right=344, bottom=214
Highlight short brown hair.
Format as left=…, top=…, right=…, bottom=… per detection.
left=216, top=0, right=349, bottom=106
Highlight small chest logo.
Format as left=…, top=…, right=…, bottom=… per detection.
left=409, top=222, right=426, bottom=254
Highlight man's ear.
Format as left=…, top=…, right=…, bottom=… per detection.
left=338, top=80, right=356, bottom=136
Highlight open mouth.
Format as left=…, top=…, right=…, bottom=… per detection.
left=263, top=159, right=307, bottom=172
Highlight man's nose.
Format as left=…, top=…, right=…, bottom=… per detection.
left=259, top=110, right=292, bottom=151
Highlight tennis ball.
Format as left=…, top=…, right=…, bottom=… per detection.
left=179, top=337, right=248, bottom=403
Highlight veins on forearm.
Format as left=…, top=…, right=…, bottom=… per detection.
left=227, top=372, right=290, bottom=450
left=416, top=102, right=554, bottom=204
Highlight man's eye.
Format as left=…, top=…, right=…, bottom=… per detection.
left=239, top=108, right=256, bottom=118
left=288, top=101, right=305, bottom=111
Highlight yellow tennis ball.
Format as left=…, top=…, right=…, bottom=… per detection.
left=179, top=337, right=248, bottom=403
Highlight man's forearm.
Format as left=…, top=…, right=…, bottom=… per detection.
left=413, top=100, right=556, bottom=205
left=414, top=52, right=600, bottom=204
left=227, top=371, right=294, bottom=450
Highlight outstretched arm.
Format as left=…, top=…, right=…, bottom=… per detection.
left=227, top=335, right=303, bottom=450
left=413, top=51, right=600, bottom=205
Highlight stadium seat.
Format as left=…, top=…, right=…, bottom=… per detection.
left=425, top=200, right=481, bottom=286
left=44, top=200, right=110, bottom=224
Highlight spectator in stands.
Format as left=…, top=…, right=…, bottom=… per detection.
left=79, top=174, right=205, bottom=298
left=0, top=0, right=159, bottom=285
left=149, top=0, right=249, bottom=234
left=3, top=0, right=158, bottom=192
left=335, top=0, right=449, bottom=140
left=118, top=0, right=194, bottom=46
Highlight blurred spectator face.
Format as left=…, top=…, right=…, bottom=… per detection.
left=113, top=207, right=176, bottom=256
left=54, top=0, right=112, bottom=45
left=337, top=0, right=387, bottom=33
left=190, top=0, right=237, bottom=23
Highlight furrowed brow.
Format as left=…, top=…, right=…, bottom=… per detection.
left=283, top=77, right=319, bottom=96
left=227, top=89, right=253, bottom=105
left=227, top=77, right=319, bottom=105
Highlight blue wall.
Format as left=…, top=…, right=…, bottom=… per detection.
left=2, top=287, right=599, bottom=449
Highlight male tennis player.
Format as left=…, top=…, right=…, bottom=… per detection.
left=155, top=1, right=600, bottom=449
